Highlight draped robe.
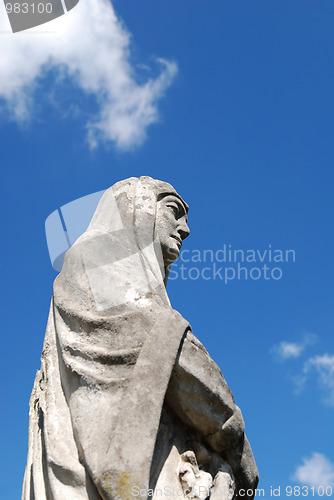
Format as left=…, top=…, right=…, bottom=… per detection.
left=22, top=177, right=259, bottom=500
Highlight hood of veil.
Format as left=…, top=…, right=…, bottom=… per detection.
left=57, top=176, right=188, bottom=314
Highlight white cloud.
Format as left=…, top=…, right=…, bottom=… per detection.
left=275, top=341, right=304, bottom=359
left=272, top=333, right=317, bottom=361
left=303, top=353, right=334, bottom=406
left=292, top=453, right=334, bottom=488
left=0, top=0, right=177, bottom=149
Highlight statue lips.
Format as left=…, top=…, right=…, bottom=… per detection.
left=171, top=235, right=182, bottom=249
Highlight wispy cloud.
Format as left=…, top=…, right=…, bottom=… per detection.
left=271, top=334, right=334, bottom=405
left=292, top=452, right=334, bottom=488
left=272, top=333, right=317, bottom=361
left=275, top=341, right=304, bottom=359
left=301, top=354, right=334, bottom=406
left=0, top=0, right=177, bottom=149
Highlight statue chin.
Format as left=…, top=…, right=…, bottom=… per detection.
left=162, top=246, right=180, bottom=265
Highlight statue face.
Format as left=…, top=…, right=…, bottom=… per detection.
left=155, top=194, right=190, bottom=265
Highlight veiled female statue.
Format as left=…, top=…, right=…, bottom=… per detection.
left=23, top=177, right=259, bottom=500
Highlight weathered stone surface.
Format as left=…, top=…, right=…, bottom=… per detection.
left=22, top=177, right=258, bottom=499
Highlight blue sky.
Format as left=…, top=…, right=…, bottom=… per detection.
left=1, top=0, right=334, bottom=498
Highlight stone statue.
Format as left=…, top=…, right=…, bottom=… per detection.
left=22, top=177, right=259, bottom=500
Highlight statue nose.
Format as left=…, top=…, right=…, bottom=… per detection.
left=178, top=221, right=190, bottom=240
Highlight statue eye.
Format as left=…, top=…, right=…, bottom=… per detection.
left=167, top=203, right=179, bottom=216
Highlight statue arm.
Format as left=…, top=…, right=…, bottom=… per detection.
left=165, top=329, right=244, bottom=447
left=165, top=329, right=259, bottom=495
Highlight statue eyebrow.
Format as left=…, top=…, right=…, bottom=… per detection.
left=164, top=197, right=187, bottom=221
left=175, top=200, right=187, bottom=221
left=157, top=193, right=188, bottom=219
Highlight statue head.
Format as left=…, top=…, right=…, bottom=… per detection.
left=155, top=193, right=190, bottom=266
left=60, top=176, right=189, bottom=311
